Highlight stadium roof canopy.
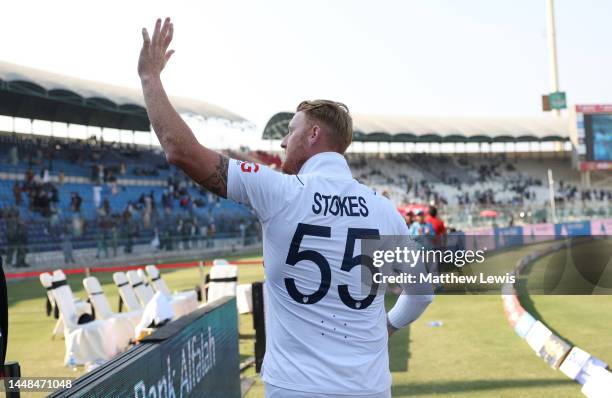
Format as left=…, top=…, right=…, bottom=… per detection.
left=0, top=61, right=247, bottom=132
left=262, top=112, right=569, bottom=143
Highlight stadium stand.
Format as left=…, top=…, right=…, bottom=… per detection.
left=0, top=132, right=259, bottom=267
left=346, top=153, right=612, bottom=206
left=260, top=111, right=612, bottom=228
left=2, top=129, right=611, bottom=270
left=242, top=148, right=612, bottom=230
left=0, top=61, right=258, bottom=270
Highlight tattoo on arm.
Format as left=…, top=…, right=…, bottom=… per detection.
left=196, top=154, right=229, bottom=198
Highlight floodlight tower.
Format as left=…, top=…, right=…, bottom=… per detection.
left=546, top=0, right=561, bottom=117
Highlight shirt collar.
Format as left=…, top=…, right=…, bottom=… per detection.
left=298, top=152, right=352, bottom=178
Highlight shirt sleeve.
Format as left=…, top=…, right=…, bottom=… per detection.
left=227, top=158, right=298, bottom=222
left=387, top=292, right=434, bottom=329
left=387, top=215, right=434, bottom=329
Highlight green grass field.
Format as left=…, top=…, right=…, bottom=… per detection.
left=6, top=241, right=611, bottom=397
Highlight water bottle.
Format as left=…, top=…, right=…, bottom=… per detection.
left=85, top=359, right=104, bottom=372
left=67, top=353, right=78, bottom=371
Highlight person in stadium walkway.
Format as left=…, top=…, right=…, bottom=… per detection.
left=408, top=210, right=438, bottom=278
left=137, top=18, right=433, bottom=398
left=425, top=206, right=445, bottom=238
left=425, top=205, right=447, bottom=251
left=408, top=210, right=434, bottom=237
left=404, top=210, right=415, bottom=228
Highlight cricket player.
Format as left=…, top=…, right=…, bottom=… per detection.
left=138, top=18, right=433, bottom=398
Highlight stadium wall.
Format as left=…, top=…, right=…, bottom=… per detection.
left=5, top=236, right=262, bottom=280
left=458, top=218, right=611, bottom=252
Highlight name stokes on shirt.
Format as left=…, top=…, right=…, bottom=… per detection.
left=312, top=192, right=369, bottom=217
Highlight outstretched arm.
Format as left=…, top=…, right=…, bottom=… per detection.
left=138, top=18, right=228, bottom=197
left=387, top=294, right=433, bottom=337
left=386, top=225, right=434, bottom=337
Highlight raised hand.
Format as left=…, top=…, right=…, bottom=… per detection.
left=138, top=17, right=175, bottom=80
left=138, top=17, right=229, bottom=198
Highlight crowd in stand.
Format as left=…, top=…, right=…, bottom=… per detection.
left=0, top=135, right=259, bottom=267
left=557, top=181, right=612, bottom=202
left=1, top=207, right=29, bottom=267
left=347, top=153, right=612, bottom=210
left=2, top=178, right=259, bottom=267
left=2, top=133, right=612, bottom=267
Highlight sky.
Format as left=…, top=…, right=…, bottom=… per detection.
left=2, top=0, right=612, bottom=131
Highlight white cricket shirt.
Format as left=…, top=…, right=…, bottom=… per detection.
left=227, top=152, right=408, bottom=395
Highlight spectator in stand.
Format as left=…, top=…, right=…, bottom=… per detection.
left=107, top=170, right=117, bottom=183
left=161, top=190, right=172, bottom=210
left=70, top=192, right=82, bottom=213
left=25, top=169, right=34, bottom=185
left=71, top=212, right=84, bottom=237
left=207, top=222, right=216, bottom=248
left=199, top=223, right=208, bottom=248
left=5, top=210, right=17, bottom=266
left=179, top=194, right=190, bottom=209
left=9, top=143, right=19, bottom=165
left=110, top=215, right=119, bottom=258
left=60, top=227, right=75, bottom=264
left=190, top=216, right=200, bottom=248
left=93, top=185, right=102, bottom=209
left=142, top=194, right=152, bottom=229
left=15, top=218, right=29, bottom=268
left=12, top=182, right=22, bottom=206
left=180, top=216, right=191, bottom=250
left=95, top=202, right=112, bottom=259
left=90, top=164, right=98, bottom=183
left=122, top=209, right=136, bottom=254
left=159, top=208, right=174, bottom=251
left=97, top=163, right=104, bottom=183
left=42, top=168, right=50, bottom=183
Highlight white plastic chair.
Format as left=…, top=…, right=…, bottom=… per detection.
left=212, top=258, right=230, bottom=266
left=113, top=272, right=142, bottom=312
left=127, top=270, right=155, bottom=307
left=83, top=276, right=142, bottom=335
left=207, top=262, right=238, bottom=303
left=236, top=284, right=253, bottom=314
left=145, top=265, right=198, bottom=315
left=50, top=270, right=124, bottom=366
left=39, top=272, right=91, bottom=339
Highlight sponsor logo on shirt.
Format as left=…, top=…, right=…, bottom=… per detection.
left=240, top=162, right=260, bottom=173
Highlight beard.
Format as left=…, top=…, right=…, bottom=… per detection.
left=281, top=148, right=309, bottom=175
left=280, top=155, right=296, bottom=175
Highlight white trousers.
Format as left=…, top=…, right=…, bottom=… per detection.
left=264, top=383, right=392, bottom=398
